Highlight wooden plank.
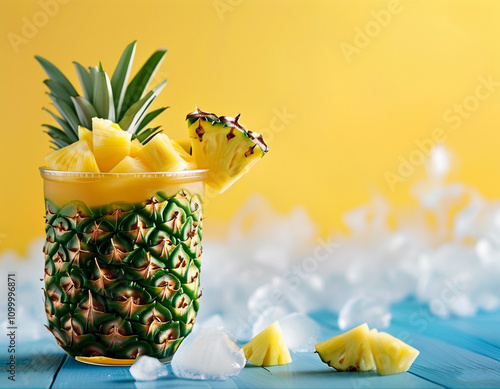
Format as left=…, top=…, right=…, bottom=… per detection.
left=51, top=357, right=133, bottom=389
left=0, top=339, right=66, bottom=389
left=51, top=357, right=241, bottom=388
left=52, top=351, right=440, bottom=389
left=391, top=299, right=500, bottom=361
left=389, top=324, right=500, bottom=388
left=234, top=352, right=441, bottom=388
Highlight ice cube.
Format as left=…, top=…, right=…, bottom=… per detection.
left=279, top=312, right=321, bottom=352
left=171, top=328, right=246, bottom=380
left=338, top=295, right=392, bottom=330
left=129, top=356, right=168, bottom=381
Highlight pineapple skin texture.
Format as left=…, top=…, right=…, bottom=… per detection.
left=242, top=321, right=292, bottom=366
left=43, top=189, right=203, bottom=359
left=315, top=323, right=375, bottom=372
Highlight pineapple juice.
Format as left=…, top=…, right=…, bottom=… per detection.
left=40, top=169, right=206, bottom=362
left=42, top=170, right=206, bottom=208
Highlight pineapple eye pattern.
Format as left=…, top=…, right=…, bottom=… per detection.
left=42, top=189, right=202, bottom=359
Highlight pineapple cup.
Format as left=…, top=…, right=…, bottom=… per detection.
left=40, top=168, right=206, bottom=363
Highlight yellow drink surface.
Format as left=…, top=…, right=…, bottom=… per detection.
left=41, top=170, right=206, bottom=208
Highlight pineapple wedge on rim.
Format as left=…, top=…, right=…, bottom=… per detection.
left=368, top=329, right=420, bottom=375
left=242, top=321, right=292, bottom=366
left=187, top=107, right=269, bottom=193
left=315, top=323, right=375, bottom=372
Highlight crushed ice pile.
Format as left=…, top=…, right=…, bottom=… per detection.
left=199, top=146, right=500, bottom=334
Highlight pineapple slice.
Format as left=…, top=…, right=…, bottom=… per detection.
left=368, top=329, right=419, bottom=375
left=187, top=107, right=268, bottom=193
left=315, top=323, right=375, bottom=372
left=135, top=133, right=189, bottom=172
left=109, top=156, right=149, bottom=173
left=45, top=140, right=99, bottom=172
left=78, top=126, right=93, bottom=149
left=242, top=321, right=292, bottom=366
left=92, top=117, right=132, bottom=172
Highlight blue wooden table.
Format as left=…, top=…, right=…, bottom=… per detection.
left=2, top=299, right=500, bottom=388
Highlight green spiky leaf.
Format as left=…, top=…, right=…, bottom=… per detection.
left=43, top=79, right=74, bottom=106
left=136, top=126, right=162, bottom=144
left=120, top=48, right=167, bottom=117
left=119, top=80, right=166, bottom=133
left=38, top=43, right=169, bottom=148
left=42, top=124, right=72, bottom=148
left=73, top=62, right=93, bottom=103
left=92, top=67, right=115, bottom=122
left=111, top=41, right=137, bottom=119
left=137, top=107, right=168, bottom=132
left=47, top=96, right=80, bottom=140
left=36, top=56, right=78, bottom=97
left=42, top=108, right=79, bottom=143
left=71, top=96, right=98, bottom=129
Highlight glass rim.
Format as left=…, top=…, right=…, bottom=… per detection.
left=39, top=167, right=208, bottom=179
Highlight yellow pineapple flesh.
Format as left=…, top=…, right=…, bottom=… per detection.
left=135, top=133, right=189, bottom=172
left=109, top=156, right=149, bottom=173
left=315, top=323, right=375, bottom=372
left=45, top=140, right=99, bottom=172
left=78, top=126, right=93, bottom=149
left=92, top=117, right=131, bottom=172
left=130, top=138, right=143, bottom=156
left=368, top=329, right=419, bottom=375
left=171, top=139, right=196, bottom=169
left=242, top=321, right=292, bottom=366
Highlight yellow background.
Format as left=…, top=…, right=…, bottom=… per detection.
left=1, top=0, right=500, bottom=254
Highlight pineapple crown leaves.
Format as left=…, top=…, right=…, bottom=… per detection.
left=186, top=106, right=269, bottom=153
left=36, top=41, right=168, bottom=149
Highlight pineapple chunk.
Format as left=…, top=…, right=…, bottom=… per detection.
left=368, top=329, right=419, bottom=375
left=130, top=138, right=143, bottom=156
left=109, top=156, right=149, bottom=173
left=92, top=117, right=131, bottom=172
left=135, top=133, right=189, bottom=172
left=315, top=323, right=375, bottom=372
left=242, top=321, right=292, bottom=366
left=78, top=126, right=93, bottom=149
left=45, top=140, right=99, bottom=172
